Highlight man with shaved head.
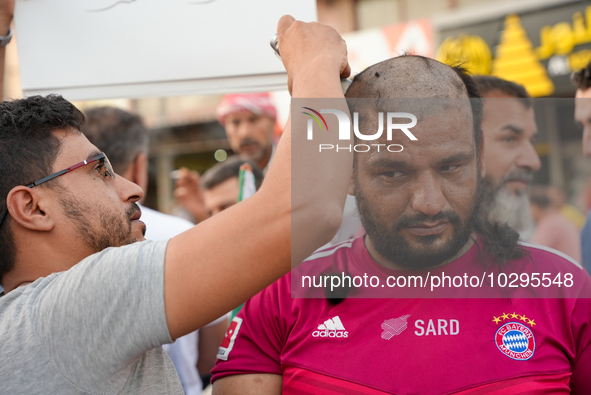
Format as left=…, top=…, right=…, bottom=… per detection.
left=211, top=56, right=591, bottom=394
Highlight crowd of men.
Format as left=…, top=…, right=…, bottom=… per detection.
left=1, top=2, right=591, bottom=394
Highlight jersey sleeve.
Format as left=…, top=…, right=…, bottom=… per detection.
left=31, top=240, right=172, bottom=391
left=570, top=293, right=591, bottom=393
left=211, top=274, right=291, bottom=381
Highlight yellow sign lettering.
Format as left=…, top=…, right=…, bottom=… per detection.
left=536, top=6, right=591, bottom=59
left=436, top=34, right=491, bottom=75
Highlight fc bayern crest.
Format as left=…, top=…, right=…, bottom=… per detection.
left=495, top=322, right=535, bottom=361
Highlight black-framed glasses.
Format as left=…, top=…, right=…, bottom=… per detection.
left=0, top=152, right=114, bottom=228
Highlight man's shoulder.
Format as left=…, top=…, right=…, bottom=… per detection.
left=301, top=237, right=361, bottom=267
left=518, top=240, right=583, bottom=271
left=288, top=238, right=365, bottom=298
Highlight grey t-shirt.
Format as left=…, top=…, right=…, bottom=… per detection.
left=0, top=240, right=184, bottom=394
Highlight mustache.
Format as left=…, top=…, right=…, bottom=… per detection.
left=240, top=138, right=259, bottom=148
left=501, top=169, right=534, bottom=184
left=126, top=203, right=141, bottom=221
left=394, top=210, right=461, bottom=231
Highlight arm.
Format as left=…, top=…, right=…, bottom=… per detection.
left=197, top=316, right=229, bottom=376
left=174, top=167, right=209, bottom=223
left=213, top=374, right=282, bottom=395
left=164, top=16, right=352, bottom=339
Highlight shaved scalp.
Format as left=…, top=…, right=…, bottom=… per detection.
left=346, top=55, right=468, bottom=99
left=345, top=55, right=483, bottom=158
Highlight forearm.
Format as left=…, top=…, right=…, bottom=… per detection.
left=164, top=16, right=351, bottom=339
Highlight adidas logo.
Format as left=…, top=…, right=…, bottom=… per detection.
left=312, top=316, right=349, bottom=338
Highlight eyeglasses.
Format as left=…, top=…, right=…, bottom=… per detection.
left=0, top=152, right=114, bottom=228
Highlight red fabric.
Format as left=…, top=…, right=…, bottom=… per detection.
left=216, top=92, right=277, bottom=125
left=211, top=238, right=591, bottom=394
left=281, top=367, right=572, bottom=395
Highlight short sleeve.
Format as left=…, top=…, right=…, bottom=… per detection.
left=211, top=276, right=291, bottom=381
left=570, top=295, right=591, bottom=393
left=32, top=240, right=171, bottom=391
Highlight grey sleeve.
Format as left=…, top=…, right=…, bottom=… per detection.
left=32, top=240, right=172, bottom=391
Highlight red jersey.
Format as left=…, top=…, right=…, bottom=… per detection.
left=212, top=237, right=591, bottom=394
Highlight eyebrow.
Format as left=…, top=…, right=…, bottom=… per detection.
left=88, top=150, right=102, bottom=159
left=367, top=151, right=474, bottom=169
left=366, top=157, right=410, bottom=169
left=436, top=151, right=474, bottom=165
left=502, top=125, right=524, bottom=135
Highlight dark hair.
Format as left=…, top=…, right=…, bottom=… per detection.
left=201, top=156, right=264, bottom=191
left=473, top=75, right=532, bottom=108
left=0, top=94, right=85, bottom=284
left=451, top=64, right=484, bottom=159
left=572, top=62, right=591, bottom=91
left=82, top=107, right=148, bottom=175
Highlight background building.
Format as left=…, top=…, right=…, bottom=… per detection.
left=4, top=0, right=590, bottom=215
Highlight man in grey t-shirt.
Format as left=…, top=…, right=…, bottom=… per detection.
left=1, top=241, right=182, bottom=393
left=0, top=16, right=353, bottom=394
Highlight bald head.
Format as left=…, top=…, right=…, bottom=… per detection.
left=346, top=55, right=470, bottom=99
left=346, top=55, right=483, bottom=153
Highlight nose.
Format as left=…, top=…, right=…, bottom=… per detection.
left=411, top=172, right=446, bottom=217
left=237, top=120, right=254, bottom=140
left=117, top=174, right=144, bottom=203
left=516, top=141, right=541, bottom=172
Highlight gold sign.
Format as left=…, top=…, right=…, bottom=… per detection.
left=492, top=15, right=554, bottom=97
left=438, top=6, right=591, bottom=96
left=437, top=35, right=491, bottom=75
left=537, top=7, right=591, bottom=58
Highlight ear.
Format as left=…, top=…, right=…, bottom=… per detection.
left=6, top=186, right=54, bottom=232
left=478, top=128, right=486, bottom=178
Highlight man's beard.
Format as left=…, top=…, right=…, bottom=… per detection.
left=239, top=138, right=263, bottom=160
left=239, top=138, right=271, bottom=164
left=481, top=170, right=533, bottom=235
left=355, top=173, right=482, bottom=270
left=59, top=192, right=139, bottom=253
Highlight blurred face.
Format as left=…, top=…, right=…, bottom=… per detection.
left=574, top=88, right=591, bottom=157
left=52, top=131, right=145, bottom=254
left=481, top=96, right=540, bottom=195
left=480, top=96, right=539, bottom=233
left=351, top=108, right=482, bottom=270
left=203, top=177, right=239, bottom=217
left=224, top=111, right=275, bottom=167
